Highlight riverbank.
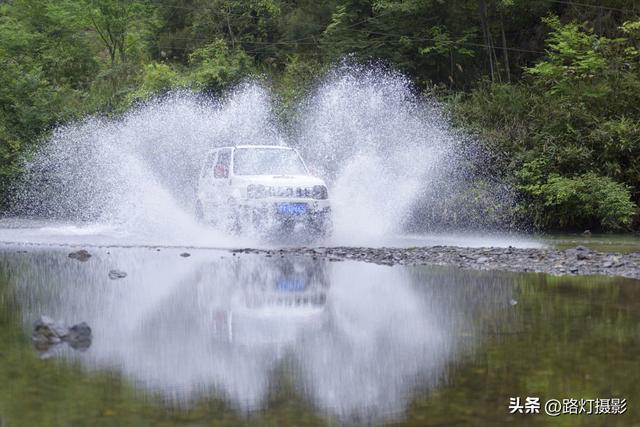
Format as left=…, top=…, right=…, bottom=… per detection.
left=235, top=245, right=640, bottom=279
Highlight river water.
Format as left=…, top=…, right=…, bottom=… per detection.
left=1, top=242, right=638, bottom=426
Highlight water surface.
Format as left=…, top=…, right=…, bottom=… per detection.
left=0, top=246, right=638, bottom=426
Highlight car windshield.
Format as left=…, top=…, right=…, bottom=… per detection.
left=233, top=148, right=308, bottom=175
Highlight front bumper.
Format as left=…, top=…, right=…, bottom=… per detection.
left=237, top=198, right=332, bottom=232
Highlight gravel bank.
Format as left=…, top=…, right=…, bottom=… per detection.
left=233, top=245, right=640, bottom=279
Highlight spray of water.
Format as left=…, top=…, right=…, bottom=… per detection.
left=14, top=85, right=281, bottom=246
left=13, top=65, right=515, bottom=247
left=294, top=66, right=454, bottom=242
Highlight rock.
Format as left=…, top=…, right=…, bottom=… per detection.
left=67, top=322, right=91, bottom=338
left=65, top=322, right=92, bottom=350
left=33, top=316, right=68, bottom=340
left=68, top=249, right=91, bottom=261
left=245, top=245, right=640, bottom=280
left=582, top=230, right=592, bottom=236
left=180, top=252, right=191, bottom=257
left=48, top=336, right=62, bottom=344
left=576, top=252, right=591, bottom=260
left=108, top=269, right=127, bottom=280
left=32, top=317, right=92, bottom=352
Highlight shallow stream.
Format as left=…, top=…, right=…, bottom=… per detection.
left=1, top=245, right=638, bottom=426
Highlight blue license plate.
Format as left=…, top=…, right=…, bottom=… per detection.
left=277, top=203, right=307, bottom=215
left=277, top=279, right=306, bottom=291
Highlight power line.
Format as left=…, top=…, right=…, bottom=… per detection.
left=548, top=0, right=640, bottom=14
left=342, top=28, right=546, bottom=55
left=151, top=43, right=322, bottom=56
left=144, top=2, right=551, bottom=55
left=140, top=32, right=546, bottom=56
left=90, top=2, right=566, bottom=58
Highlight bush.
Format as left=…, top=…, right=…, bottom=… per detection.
left=126, top=62, right=181, bottom=103
left=188, top=39, right=254, bottom=93
left=522, top=172, right=636, bottom=230
left=448, top=17, right=640, bottom=230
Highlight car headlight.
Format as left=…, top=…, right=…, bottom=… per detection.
left=247, top=184, right=266, bottom=199
left=312, top=185, right=328, bottom=200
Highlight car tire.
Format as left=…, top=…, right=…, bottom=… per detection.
left=309, top=215, right=332, bottom=240
left=227, top=199, right=242, bottom=235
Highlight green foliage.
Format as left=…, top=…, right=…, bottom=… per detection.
left=83, top=0, right=156, bottom=65
left=188, top=39, right=255, bottom=92
left=450, top=16, right=640, bottom=230
left=527, top=17, right=609, bottom=96
left=0, top=0, right=99, bottom=198
left=521, top=171, right=636, bottom=230
left=126, top=62, right=182, bottom=104
left=273, top=55, right=327, bottom=120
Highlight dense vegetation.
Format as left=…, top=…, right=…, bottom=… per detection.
left=1, top=0, right=639, bottom=231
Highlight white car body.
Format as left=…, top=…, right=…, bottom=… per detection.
left=196, top=145, right=332, bottom=237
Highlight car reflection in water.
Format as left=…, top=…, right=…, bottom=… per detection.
left=5, top=248, right=516, bottom=423
left=208, top=256, right=329, bottom=347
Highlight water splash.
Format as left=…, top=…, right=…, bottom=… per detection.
left=13, top=66, right=515, bottom=247
left=14, top=85, right=280, bottom=246
left=294, top=65, right=453, bottom=243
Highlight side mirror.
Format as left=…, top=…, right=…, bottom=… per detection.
left=214, top=164, right=228, bottom=179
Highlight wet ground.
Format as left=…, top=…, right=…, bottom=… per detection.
left=1, top=245, right=639, bottom=426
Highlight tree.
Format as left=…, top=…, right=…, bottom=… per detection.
left=188, top=39, right=255, bottom=93
left=85, top=0, right=154, bottom=65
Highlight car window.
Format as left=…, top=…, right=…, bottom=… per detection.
left=202, top=151, right=217, bottom=177
left=214, top=150, right=230, bottom=179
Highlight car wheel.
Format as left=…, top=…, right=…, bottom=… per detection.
left=310, top=215, right=332, bottom=239
left=227, top=199, right=242, bottom=235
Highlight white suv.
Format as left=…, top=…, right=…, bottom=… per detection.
left=196, top=145, right=332, bottom=237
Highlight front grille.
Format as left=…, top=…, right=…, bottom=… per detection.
left=247, top=184, right=327, bottom=200
left=269, top=186, right=313, bottom=198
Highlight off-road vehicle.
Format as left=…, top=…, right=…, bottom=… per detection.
left=196, top=145, right=332, bottom=237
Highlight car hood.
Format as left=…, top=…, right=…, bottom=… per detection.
left=232, top=174, right=327, bottom=187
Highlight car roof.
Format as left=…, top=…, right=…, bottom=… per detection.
left=214, top=145, right=293, bottom=150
